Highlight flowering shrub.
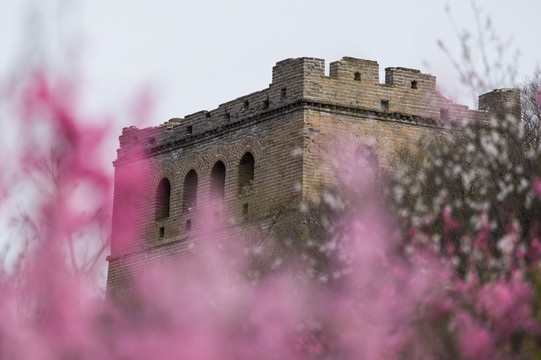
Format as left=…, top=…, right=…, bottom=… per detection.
left=384, top=80, right=541, bottom=356
left=1, top=68, right=541, bottom=359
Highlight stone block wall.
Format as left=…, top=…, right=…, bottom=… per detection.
left=106, top=56, right=515, bottom=296
left=479, top=88, right=521, bottom=121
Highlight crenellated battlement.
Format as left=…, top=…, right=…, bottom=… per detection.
left=384, top=67, right=436, bottom=90
left=114, top=56, right=516, bottom=165
left=329, top=57, right=379, bottom=83
left=272, top=57, right=325, bottom=83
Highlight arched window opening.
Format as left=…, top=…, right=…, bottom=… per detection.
left=355, top=144, right=379, bottom=180
left=238, top=152, right=255, bottom=194
left=155, top=178, right=171, bottom=221
left=210, top=161, right=226, bottom=201
left=183, top=170, right=198, bottom=212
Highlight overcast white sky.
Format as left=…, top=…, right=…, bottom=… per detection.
left=1, top=0, right=540, bottom=134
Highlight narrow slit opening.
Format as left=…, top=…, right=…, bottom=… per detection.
left=440, top=109, right=450, bottom=121
left=381, top=100, right=390, bottom=112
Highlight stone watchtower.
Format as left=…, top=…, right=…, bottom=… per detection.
left=106, top=56, right=517, bottom=296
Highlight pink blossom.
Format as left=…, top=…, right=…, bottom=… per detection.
left=530, top=237, right=541, bottom=261
left=1, top=67, right=540, bottom=359
left=459, top=322, right=493, bottom=360
left=533, top=177, right=541, bottom=198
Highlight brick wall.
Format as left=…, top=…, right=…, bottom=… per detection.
left=106, top=56, right=517, bottom=296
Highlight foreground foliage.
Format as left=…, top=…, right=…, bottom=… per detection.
left=1, top=68, right=541, bottom=359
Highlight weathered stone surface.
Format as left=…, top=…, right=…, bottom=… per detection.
left=106, top=56, right=517, bottom=296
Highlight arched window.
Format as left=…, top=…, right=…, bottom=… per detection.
left=238, top=152, right=255, bottom=194
left=210, top=161, right=226, bottom=201
left=182, top=170, right=198, bottom=212
left=355, top=144, right=379, bottom=179
left=155, top=178, right=171, bottom=220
